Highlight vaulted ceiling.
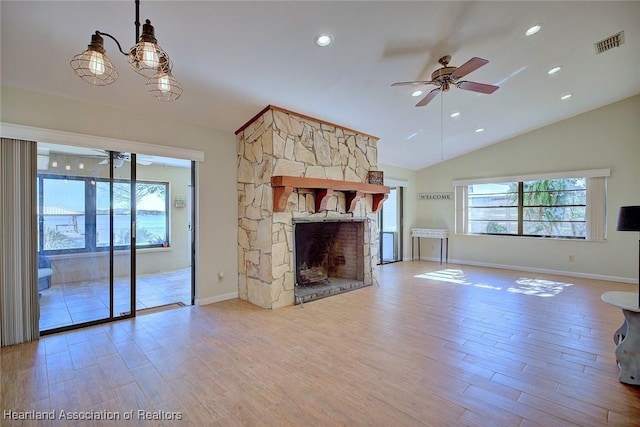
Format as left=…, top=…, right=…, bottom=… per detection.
left=2, top=1, right=639, bottom=170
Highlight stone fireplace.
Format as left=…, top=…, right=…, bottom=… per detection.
left=236, top=106, right=389, bottom=308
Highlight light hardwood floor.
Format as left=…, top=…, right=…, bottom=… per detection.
left=2, top=261, right=640, bottom=426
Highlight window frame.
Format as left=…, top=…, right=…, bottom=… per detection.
left=38, top=173, right=170, bottom=255
left=454, top=169, right=609, bottom=241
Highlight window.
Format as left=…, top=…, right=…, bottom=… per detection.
left=38, top=174, right=169, bottom=253
left=455, top=170, right=608, bottom=241
left=41, top=177, right=86, bottom=250
left=521, top=179, right=586, bottom=238
left=468, top=182, right=519, bottom=235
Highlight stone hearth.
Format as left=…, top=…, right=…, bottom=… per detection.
left=236, top=106, right=388, bottom=309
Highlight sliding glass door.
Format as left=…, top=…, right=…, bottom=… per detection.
left=109, top=153, right=135, bottom=318
left=37, top=143, right=195, bottom=333
left=134, top=156, right=193, bottom=311
left=37, top=144, right=135, bottom=332
left=378, top=187, right=403, bottom=264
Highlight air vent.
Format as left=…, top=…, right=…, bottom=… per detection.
left=594, top=31, right=625, bottom=54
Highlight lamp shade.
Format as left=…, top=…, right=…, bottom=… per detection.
left=146, top=71, right=183, bottom=102
left=128, top=19, right=172, bottom=78
left=617, top=206, right=640, bottom=231
left=70, top=32, right=118, bottom=86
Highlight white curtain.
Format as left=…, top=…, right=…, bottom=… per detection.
left=454, top=185, right=468, bottom=235
left=586, top=176, right=607, bottom=241
left=0, top=138, right=39, bottom=346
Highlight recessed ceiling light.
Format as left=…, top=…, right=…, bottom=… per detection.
left=450, top=111, right=461, bottom=118
left=411, top=90, right=423, bottom=97
left=315, top=34, right=333, bottom=47
left=548, top=66, right=561, bottom=75
left=525, top=25, right=542, bottom=36
left=561, top=94, right=572, bottom=100
left=475, top=128, right=485, bottom=133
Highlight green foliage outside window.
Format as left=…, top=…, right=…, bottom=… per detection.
left=469, top=178, right=586, bottom=238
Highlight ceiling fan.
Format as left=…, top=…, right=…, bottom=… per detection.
left=392, top=55, right=499, bottom=107
left=93, top=150, right=152, bottom=167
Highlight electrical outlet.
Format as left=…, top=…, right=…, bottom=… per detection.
left=568, top=255, right=575, bottom=262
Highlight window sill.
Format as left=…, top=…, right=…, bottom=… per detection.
left=46, top=246, right=172, bottom=260
left=456, top=233, right=606, bottom=242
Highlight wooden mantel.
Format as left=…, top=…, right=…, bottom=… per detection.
left=271, top=176, right=390, bottom=213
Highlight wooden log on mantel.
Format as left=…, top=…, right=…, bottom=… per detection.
left=271, top=176, right=390, bottom=213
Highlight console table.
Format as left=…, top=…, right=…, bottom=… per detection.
left=411, top=228, right=449, bottom=264
left=601, top=291, right=640, bottom=385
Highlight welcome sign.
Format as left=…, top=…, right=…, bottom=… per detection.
left=417, top=192, right=453, bottom=201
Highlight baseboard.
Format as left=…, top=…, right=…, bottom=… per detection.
left=416, top=256, right=636, bottom=284
left=196, top=292, right=238, bottom=306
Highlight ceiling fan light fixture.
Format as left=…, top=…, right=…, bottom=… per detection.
left=393, top=55, right=499, bottom=107
left=548, top=66, right=561, bottom=75
left=525, top=25, right=542, bottom=36
left=70, top=32, right=119, bottom=86
left=315, top=34, right=333, bottom=47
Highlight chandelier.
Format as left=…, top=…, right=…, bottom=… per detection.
left=70, top=0, right=182, bottom=102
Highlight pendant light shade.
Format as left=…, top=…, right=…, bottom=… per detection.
left=70, top=1, right=181, bottom=101
left=146, top=69, right=183, bottom=102
left=70, top=32, right=118, bottom=86
left=128, top=19, right=172, bottom=78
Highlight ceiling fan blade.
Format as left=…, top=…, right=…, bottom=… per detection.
left=134, top=154, right=153, bottom=166
left=416, top=88, right=441, bottom=107
left=451, top=57, right=489, bottom=79
left=457, top=81, right=499, bottom=94
left=391, top=80, right=434, bottom=87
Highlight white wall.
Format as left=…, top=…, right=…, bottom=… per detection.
left=414, top=95, right=640, bottom=282
left=1, top=85, right=239, bottom=304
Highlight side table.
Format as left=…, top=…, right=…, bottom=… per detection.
left=601, top=291, right=640, bottom=385
left=411, top=228, right=449, bottom=264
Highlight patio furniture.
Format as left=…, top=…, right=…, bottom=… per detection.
left=38, top=255, right=53, bottom=292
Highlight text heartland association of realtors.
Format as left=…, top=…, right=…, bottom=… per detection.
left=3, top=410, right=182, bottom=421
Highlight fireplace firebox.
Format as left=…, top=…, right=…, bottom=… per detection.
left=293, top=219, right=368, bottom=304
